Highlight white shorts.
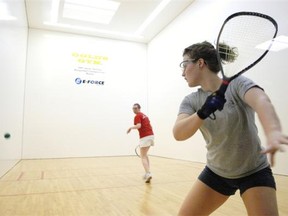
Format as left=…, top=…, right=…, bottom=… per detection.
left=139, top=135, right=155, bottom=148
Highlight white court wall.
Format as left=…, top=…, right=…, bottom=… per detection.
left=23, top=29, right=148, bottom=158
left=1, top=0, right=287, bottom=176
left=147, top=0, right=288, bottom=175
left=0, top=0, right=27, bottom=177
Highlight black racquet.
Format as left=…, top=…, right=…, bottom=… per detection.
left=216, top=11, right=278, bottom=96
left=135, top=145, right=140, bottom=157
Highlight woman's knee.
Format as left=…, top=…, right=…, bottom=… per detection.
left=140, top=147, right=150, bottom=156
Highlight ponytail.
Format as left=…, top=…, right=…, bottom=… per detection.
left=218, top=42, right=238, bottom=63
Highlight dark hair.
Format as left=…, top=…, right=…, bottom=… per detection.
left=133, top=103, right=141, bottom=109
left=183, top=41, right=237, bottom=73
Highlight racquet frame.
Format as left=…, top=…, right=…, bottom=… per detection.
left=216, top=11, right=278, bottom=95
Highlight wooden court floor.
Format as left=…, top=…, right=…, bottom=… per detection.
left=0, top=156, right=287, bottom=216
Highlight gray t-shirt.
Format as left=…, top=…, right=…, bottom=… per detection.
left=178, top=76, right=269, bottom=178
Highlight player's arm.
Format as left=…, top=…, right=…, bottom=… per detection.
left=245, top=87, right=280, bottom=133
left=127, top=123, right=141, bottom=134
left=173, top=113, right=203, bottom=141
left=244, top=87, right=288, bottom=165
left=173, top=91, right=226, bottom=141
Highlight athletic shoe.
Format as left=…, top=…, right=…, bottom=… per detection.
left=144, top=172, right=152, bottom=183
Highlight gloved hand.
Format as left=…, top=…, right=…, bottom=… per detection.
left=197, top=90, right=226, bottom=120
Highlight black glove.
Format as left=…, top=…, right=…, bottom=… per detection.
left=197, top=90, right=226, bottom=120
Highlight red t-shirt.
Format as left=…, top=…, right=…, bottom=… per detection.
left=134, top=112, right=154, bottom=138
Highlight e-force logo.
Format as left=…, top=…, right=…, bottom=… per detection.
left=75, top=78, right=104, bottom=85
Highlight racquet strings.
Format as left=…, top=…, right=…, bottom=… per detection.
left=218, top=14, right=276, bottom=79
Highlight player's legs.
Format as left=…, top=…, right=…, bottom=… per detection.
left=241, top=187, right=278, bottom=216
left=178, top=179, right=229, bottom=216
left=140, top=146, right=150, bottom=173
left=239, top=166, right=278, bottom=215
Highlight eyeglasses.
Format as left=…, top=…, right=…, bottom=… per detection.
left=179, top=59, right=196, bottom=69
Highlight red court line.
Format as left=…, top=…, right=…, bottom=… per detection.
left=0, top=180, right=190, bottom=197
left=0, top=170, right=143, bottom=182
left=17, top=172, right=24, bottom=181
left=41, top=171, right=45, bottom=180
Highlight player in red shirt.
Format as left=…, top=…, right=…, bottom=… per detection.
left=127, top=103, right=154, bottom=183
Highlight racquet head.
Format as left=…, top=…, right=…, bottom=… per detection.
left=216, top=11, right=278, bottom=94
left=135, top=145, right=140, bottom=157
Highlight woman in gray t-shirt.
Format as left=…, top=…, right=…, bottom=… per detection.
left=173, top=41, right=288, bottom=216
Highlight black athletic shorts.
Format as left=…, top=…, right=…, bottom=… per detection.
left=198, top=166, right=276, bottom=196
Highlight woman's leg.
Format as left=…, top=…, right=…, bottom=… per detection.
left=140, top=146, right=150, bottom=173
left=178, top=179, right=229, bottom=216
left=241, top=187, right=278, bottom=216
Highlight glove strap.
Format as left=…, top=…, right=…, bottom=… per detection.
left=197, top=110, right=207, bottom=120
left=197, top=110, right=216, bottom=120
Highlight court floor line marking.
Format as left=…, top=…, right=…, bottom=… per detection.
left=17, top=172, right=24, bottom=181
left=0, top=180, right=192, bottom=197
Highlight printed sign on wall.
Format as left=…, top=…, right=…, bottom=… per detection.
left=72, top=52, right=108, bottom=86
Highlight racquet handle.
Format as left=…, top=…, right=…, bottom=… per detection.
left=217, top=80, right=229, bottom=96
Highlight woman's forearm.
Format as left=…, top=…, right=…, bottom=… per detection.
left=173, top=113, right=203, bottom=141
